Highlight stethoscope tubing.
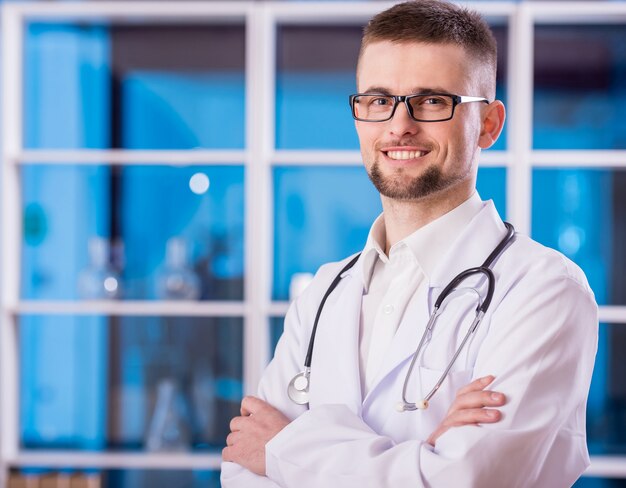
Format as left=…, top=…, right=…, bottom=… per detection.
left=303, top=253, right=360, bottom=368
left=289, top=222, right=515, bottom=407
left=399, top=223, right=514, bottom=410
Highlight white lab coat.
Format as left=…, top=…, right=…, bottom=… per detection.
left=221, top=201, right=598, bottom=488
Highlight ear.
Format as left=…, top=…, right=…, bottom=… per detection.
left=478, top=101, right=506, bottom=150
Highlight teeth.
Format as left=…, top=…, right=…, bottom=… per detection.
left=386, top=150, right=425, bottom=160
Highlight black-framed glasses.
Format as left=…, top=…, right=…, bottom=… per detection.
left=349, top=93, right=490, bottom=122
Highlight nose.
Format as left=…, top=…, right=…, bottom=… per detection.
left=388, top=100, right=419, bottom=137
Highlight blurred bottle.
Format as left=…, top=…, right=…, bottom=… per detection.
left=78, top=237, right=121, bottom=299
left=156, top=237, right=200, bottom=300
left=191, top=363, right=217, bottom=446
left=145, top=378, right=191, bottom=452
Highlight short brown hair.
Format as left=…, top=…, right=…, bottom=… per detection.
left=359, top=0, right=497, bottom=95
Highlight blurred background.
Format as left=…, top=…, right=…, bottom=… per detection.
left=0, top=0, right=625, bottom=487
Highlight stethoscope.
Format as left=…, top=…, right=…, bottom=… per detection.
left=288, top=222, right=516, bottom=410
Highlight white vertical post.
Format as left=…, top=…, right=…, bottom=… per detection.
left=1, top=3, right=25, bottom=481
left=506, top=4, right=534, bottom=235
left=243, top=4, right=275, bottom=395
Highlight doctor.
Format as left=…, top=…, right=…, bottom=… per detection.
left=222, top=0, right=598, bottom=486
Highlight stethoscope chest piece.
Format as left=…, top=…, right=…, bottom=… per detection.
left=288, top=368, right=311, bottom=405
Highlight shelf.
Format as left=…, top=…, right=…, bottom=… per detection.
left=8, top=451, right=222, bottom=470
left=11, top=149, right=247, bottom=166
left=10, top=300, right=247, bottom=317
left=531, top=150, right=626, bottom=168
left=271, top=149, right=508, bottom=167
left=268, top=301, right=290, bottom=316
left=9, top=302, right=623, bottom=322
left=6, top=451, right=626, bottom=476
left=585, top=455, right=626, bottom=478
left=598, top=306, right=626, bottom=324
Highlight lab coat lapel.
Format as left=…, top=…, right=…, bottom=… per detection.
left=362, top=201, right=508, bottom=402
left=309, top=262, right=365, bottom=415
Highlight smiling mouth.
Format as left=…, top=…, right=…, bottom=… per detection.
left=385, top=150, right=428, bottom=160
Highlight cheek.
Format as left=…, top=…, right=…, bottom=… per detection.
left=356, top=123, right=378, bottom=150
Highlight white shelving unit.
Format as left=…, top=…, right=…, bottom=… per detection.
left=1, top=1, right=626, bottom=485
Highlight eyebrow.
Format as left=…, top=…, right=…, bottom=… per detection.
left=361, top=86, right=455, bottom=96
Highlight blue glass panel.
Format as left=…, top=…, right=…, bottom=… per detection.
left=575, top=477, right=626, bottom=488
left=276, top=72, right=359, bottom=149
left=587, top=323, right=626, bottom=456
left=21, top=165, right=112, bottom=300
left=122, top=71, right=245, bottom=149
left=20, top=315, right=108, bottom=450
left=24, top=24, right=111, bottom=149
left=121, top=165, right=245, bottom=300
left=20, top=316, right=242, bottom=452
left=489, top=24, right=508, bottom=151
left=533, top=25, right=626, bottom=149
left=272, top=166, right=381, bottom=300
left=21, top=165, right=244, bottom=301
left=108, top=316, right=242, bottom=451
left=531, top=169, right=614, bottom=305
left=275, top=25, right=360, bottom=150
left=270, top=316, right=285, bottom=358
left=477, top=167, right=507, bottom=220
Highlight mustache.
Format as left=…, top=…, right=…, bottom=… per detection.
left=374, top=139, right=435, bottom=151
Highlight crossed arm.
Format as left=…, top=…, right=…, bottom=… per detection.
left=223, top=375, right=506, bottom=476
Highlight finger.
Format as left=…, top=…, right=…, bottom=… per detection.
left=222, top=446, right=231, bottom=462
left=241, top=395, right=267, bottom=416
left=229, top=415, right=247, bottom=432
left=444, top=407, right=502, bottom=427
left=451, top=390, right=506, bottom=412
left=456, top=375, right=495, bottom=396
left=226, top=431, right=236, bottom=446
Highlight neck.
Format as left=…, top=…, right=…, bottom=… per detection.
left=381, top=184, right=474, bottom=255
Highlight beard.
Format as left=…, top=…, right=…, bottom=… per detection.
left=367, top=160, right=449, bottom=201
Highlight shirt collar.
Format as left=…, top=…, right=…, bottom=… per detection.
left=361, top=192, right=484, bottom=291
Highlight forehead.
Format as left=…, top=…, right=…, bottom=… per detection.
left=357, top=40, right=474, bottom=94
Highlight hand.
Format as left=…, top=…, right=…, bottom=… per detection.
left=222, top=396, right=291, bottom=476
left=426, top=375, right=505, bottom=447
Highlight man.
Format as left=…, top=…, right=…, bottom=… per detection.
left=222, top=1, right=598, bottom=486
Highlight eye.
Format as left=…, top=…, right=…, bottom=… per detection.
left=370, top=97, right=391, bottom=106
left=423, top=96, right=446, bottom=105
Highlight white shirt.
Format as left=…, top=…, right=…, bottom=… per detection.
left=359, top=192, right=483, bottom=396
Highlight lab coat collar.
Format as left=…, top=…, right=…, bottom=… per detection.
left=345, top=199, right=507, bottom=307
left=359, top=192, right=483, bottom=291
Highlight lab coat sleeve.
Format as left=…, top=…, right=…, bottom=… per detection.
left=221, top=279, right=313, bottom=487
left=263, top=263, right=598, bottom=488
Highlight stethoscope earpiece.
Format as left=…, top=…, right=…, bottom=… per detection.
left=395, top=399, right=429, bottom=412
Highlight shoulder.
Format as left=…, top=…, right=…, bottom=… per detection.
left=495, top=233, right=596, bottom=310
left=292, top=252, right=361, bottom=315
left=509, top=234, right=591, bottom=288
left=313, top=252, right=361, bottom=283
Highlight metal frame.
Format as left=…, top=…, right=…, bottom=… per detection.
left=1, top=1, right=625, bottom=483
